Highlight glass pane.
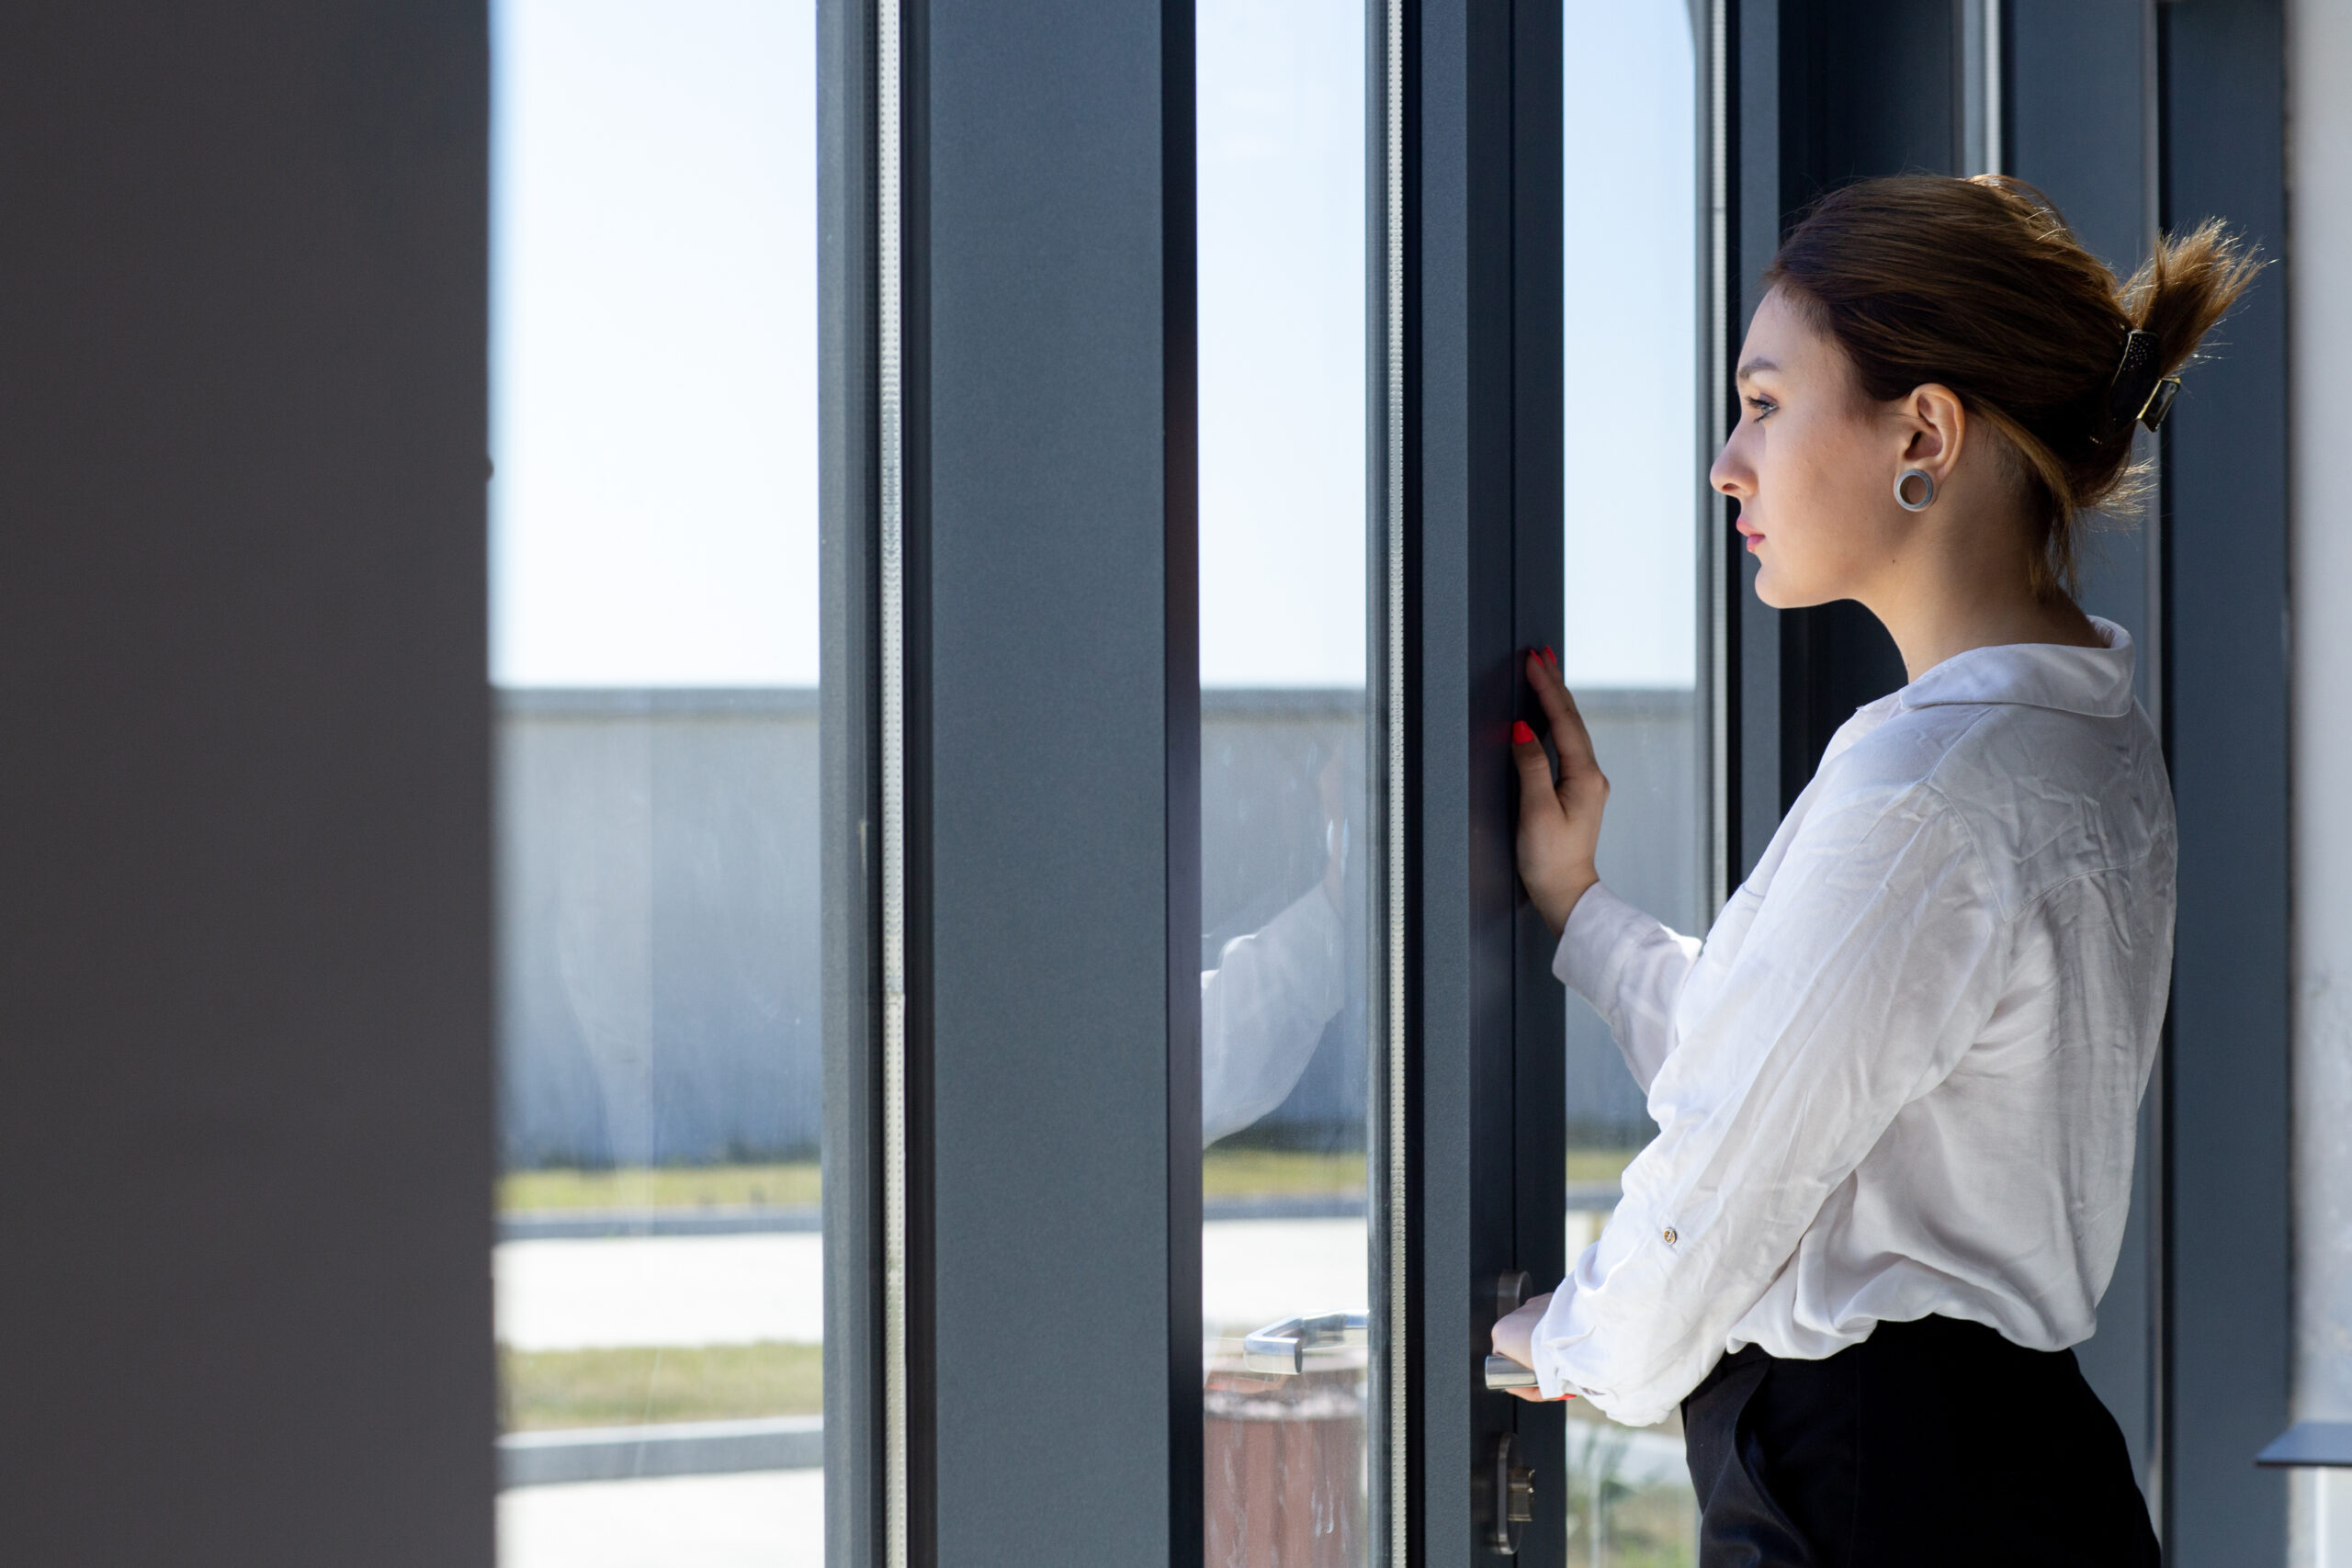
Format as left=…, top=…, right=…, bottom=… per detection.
left=489, top=3, right=823, bottom=1563
left=1559, top=0, right=1704, bottom=1558
left=1196, top=0, right=1380, bottom=1560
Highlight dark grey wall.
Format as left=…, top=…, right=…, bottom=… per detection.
left=2006, top=0, right=2165, bottom=1488
left=2161, top=0, right=2292, bottom=1559
left=0, top=5, right=493, bottom=1565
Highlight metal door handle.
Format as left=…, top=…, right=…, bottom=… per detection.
left=1484, top=1270, right=1538, bottom=1389
left=1483, top=1353, right=1538, bottom=1390
left=1240, top=1310, right=1369, bottom=1375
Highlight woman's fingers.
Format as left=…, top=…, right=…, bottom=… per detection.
left=1512, top=649, right=1605, bottom=935
left=1525, top=646, right=1599, bottom=775
left=1510, top=716, right=1556, bottom=808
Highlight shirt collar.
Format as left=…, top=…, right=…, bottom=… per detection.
left=1894, top=616, right=2138, bottom=718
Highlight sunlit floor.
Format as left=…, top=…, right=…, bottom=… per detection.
left=499, top=1471, right=821, bottom=1568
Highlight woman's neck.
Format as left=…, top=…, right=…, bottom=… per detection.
left=1861, top=516, right=2103, bottom=682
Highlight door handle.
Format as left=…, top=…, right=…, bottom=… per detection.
left=1240, top=1310, right=1369, bottom=1375
left=1483, top=1269, right=1539, bottom=1390
left=1484, top=1353, right=1538, bottom=1390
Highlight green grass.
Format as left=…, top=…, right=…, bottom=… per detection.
left=499, top=1146, right=1640, bottom=1213
left=1564, top=1416, right=1698, bottom=1568
left=1565, top=1146, right=1640, bottom=1185
left=500, top=1163, right=820, bottom=1213
left=1201, top=1147, right=1364, bottom=1197
left=500, top=1342, right=822, bottom=1431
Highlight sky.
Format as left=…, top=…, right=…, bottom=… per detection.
left=491, top=0, right=820, bottom=687
left=1562, top=0, right=1701, bottom=687
left=490, top=0, right=1698, bottom=692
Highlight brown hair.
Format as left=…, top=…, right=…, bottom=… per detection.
left=1763, top=175, right=2260, bottom=596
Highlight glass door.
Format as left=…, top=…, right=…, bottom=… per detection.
left=1195, top=0, right=1389, bottom=1560
left=1554, top=0, right=1709, bottom=1558
left=489, top=3, right=827, bottom=1562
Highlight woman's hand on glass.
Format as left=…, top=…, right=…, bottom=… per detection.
left=1512, top=647, right=1606, bottom=937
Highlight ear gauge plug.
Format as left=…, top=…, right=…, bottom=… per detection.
left=1511, top=720, right=1535, bottom=745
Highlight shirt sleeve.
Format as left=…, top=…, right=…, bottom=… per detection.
left=1552, top=882, right=1702, bottom=1094
left=1527, top=782, right=2010, bottom=1424
left=1201, top=884, right=1347, bottom=1147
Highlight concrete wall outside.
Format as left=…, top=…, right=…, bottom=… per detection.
left=495, top=684, right=1701, bottom=1168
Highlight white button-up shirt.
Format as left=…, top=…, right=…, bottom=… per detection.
left=1529, top=621, right=2175, bottom=1427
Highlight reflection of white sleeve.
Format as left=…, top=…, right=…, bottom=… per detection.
left=1201, top=886, right=1346, bottom=1147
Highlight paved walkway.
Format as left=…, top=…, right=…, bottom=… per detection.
left=499, top=1470, right=820, bottom=1568
left=495, top=1219, right=1374, bottom=1350
left=492, top=1213, right=1690, bottom=1556
left=497, top=1233, right=825, bottom=1349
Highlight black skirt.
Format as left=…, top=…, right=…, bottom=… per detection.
left=1680, top=1315, right=2160, bottom=1568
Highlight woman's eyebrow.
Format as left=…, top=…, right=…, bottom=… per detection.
left=1736, top=355, right=1780, bottom=381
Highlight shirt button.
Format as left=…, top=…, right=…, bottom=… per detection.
left=1662, top=1227, right=1679, bottom=1246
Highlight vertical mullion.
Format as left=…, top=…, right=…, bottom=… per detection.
left=1706, top=0, right=1733, bottom=916
left=1161, top=1, right=1201, bottom=1562
left=920, top=3, right=1182, bottom=1560
left=872, top=0, right=909, bottom=1562
left=820, top=0, right=881, bottom=1560
left=1509, top=0, right=1568, bottom=1554
left=1412, top=2, right=1522, bottom=1559
left=1384, top=2, right=1411, bottom=1566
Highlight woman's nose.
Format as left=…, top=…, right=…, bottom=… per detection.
left=1709, top=443, right=1749, bottom=499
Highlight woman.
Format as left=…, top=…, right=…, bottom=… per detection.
left=1491, top=175, right=2256, bottom=1563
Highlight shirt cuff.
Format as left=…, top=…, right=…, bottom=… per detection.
left=1528, top=1292, right=1577, bottom=1403
left=1549, top=881, right=1646, bottom=1007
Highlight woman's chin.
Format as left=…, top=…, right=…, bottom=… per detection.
left=1749, top=564, right=1834, bottom=612
left=1751, top=568, right=1796, bottom=610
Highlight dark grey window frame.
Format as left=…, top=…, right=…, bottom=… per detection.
left=823, top=1, right=1203, bottom=1563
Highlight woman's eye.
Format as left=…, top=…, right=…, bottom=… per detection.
left=1745, top=395, right=1777, bottom=420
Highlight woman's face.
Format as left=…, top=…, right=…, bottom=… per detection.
left=1709, top=288, right=1917, bottom=610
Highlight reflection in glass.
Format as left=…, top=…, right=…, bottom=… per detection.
left=1560, top=0, right=1705, bottom=1558
left=1197, top=0, right=1377, bottom=1560
left=489, top=2, right=822, bottom=1562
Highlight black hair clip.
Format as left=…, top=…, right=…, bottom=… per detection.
left=2109, top=328, right=2182, bottom=433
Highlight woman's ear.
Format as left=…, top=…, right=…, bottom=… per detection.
left=1899, top=383, right=1967, bottom=479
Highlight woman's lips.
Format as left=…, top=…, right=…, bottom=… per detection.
left=1736, top=521, right=1762, bottom=552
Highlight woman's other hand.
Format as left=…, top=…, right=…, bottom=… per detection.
left=1512, top=647, right=1605, bottom=936
left=1490, top=1290, right=1571, bottom=1403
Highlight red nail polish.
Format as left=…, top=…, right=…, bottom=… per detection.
left=1544, top=644, right=1556, bottom=665
left=1511, top=720, right=1535, bottom=744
